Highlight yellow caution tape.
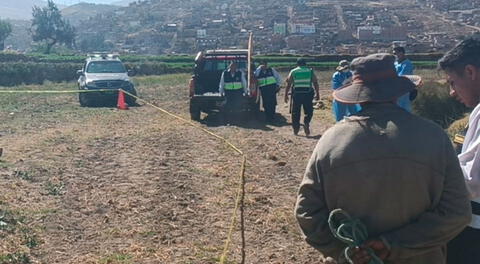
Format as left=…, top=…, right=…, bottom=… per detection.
left=120, top=89, right=246, bottom=264
left=0, top=89, right=117, bottom=94
left=0, top=87, right=248, bottom=263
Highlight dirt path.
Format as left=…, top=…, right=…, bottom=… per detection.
left=0, top=75, right=336, bottom=263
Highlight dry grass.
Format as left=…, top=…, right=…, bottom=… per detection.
left=0, top=69, right=471, bottom=263
left=412, top=69, right=468, bottom=128
left=447, top=115, right=469, bottom=139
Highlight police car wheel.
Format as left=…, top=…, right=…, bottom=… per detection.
left=79, top=93, right=92, bottom=107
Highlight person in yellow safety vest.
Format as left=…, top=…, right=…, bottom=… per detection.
left=254, top=60, right=282, bottom=123
left=284, top=58, right=320, bottom=136
left=219, top=61, right=248, bottom=122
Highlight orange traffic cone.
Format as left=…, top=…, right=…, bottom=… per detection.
left=117, top=90, right=129, bottom=110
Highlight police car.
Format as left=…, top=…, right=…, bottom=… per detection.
left=77, top=53, right=137, bottom=107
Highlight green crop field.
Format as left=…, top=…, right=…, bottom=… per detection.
left=0, top=52, right=440, bottom=87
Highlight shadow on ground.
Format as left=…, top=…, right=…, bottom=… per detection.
left=285, top=123, right=323, bottom=139
left=83, top=101, right=142, bottom=108
left=201, top=111, right=289, bottom=131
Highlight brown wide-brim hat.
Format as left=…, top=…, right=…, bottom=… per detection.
left=333, top=53, right=416, bottom=104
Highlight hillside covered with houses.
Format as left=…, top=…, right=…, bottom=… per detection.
left=69, top=0, right=479, bottom=55
left=3, top=0, right=480, bottom=54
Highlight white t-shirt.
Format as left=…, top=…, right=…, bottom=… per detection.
left=459, top=103, right=480, bottom=228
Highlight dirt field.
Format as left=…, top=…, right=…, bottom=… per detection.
left=0, top=73, right=343, bottom=264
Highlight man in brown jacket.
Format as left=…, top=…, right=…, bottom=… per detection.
left=295, top=54, right=471, bottom=264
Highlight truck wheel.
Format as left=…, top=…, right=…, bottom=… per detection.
left=190, top=102, right=201, bottom=121
left=125, top=89, right=138, bottom=106
left=79, top=93, right=91, bottom=107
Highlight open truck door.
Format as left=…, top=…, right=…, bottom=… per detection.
left=189, top=33, right=260, bottom=121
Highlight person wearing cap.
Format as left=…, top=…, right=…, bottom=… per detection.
left=295, top=53, right=471, bottom=264
left=393, top=46, right=415, bottom=112
left=219, top=61, right=248, bottom=122
left=331, top=60, right=361, bottom=122
left=438, top=34, right=480, bottom=264
left=254, top=60, right=282, bottom=122
left=284, top=58, right=320, bottom=136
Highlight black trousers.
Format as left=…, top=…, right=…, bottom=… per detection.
left=291, top=92, right=314, bottom=129
left=260, top=85, right=277, bottom=120
left=223, top=89, right=244, bottom=123
left=447, top=226, right=480, bottom=264
left=224, top=89, right=244, bottom=112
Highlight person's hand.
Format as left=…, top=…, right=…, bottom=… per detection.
left=351, top=239, right=390, bottom=264
left=365, top=239, right=389, bottom=260
left=323, top=257, right=336, bottom=264
left=314, top=94, right=320, bottom=101
left=351, top=247, right=370, bottom=264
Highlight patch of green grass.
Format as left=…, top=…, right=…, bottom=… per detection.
left=44, top=181, right=64, bottom=196
left=99, top=253, right=133, bottom=264
left=0, top=253, right=30, bottom=264
left=0, top=160, right=13, bottom=169
left=12, top=170, right=34, bottom=181
left=22, top=231, right=39, bottom=249
left=0, top=82, right=78, bottom=119
left=0, top=209, right=23, bottom=233
left=134, top=73, right=191, bottom=87
left=0, top=82, right=120, bottom=141
left=19, top=226, right=40, bottom=249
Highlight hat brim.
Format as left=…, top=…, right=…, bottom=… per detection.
left=333, top=76, right=416, bottom=104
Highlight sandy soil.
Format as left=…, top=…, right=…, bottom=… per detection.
left=0, top=74, right=336, bottom=264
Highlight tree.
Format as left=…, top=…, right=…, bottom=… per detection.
left=0, top=19, right=12, bottom=51
left=30, top=0, right=75, bottom=54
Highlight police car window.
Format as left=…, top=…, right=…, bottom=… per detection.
left=87, top=61, right=126, bottom=73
